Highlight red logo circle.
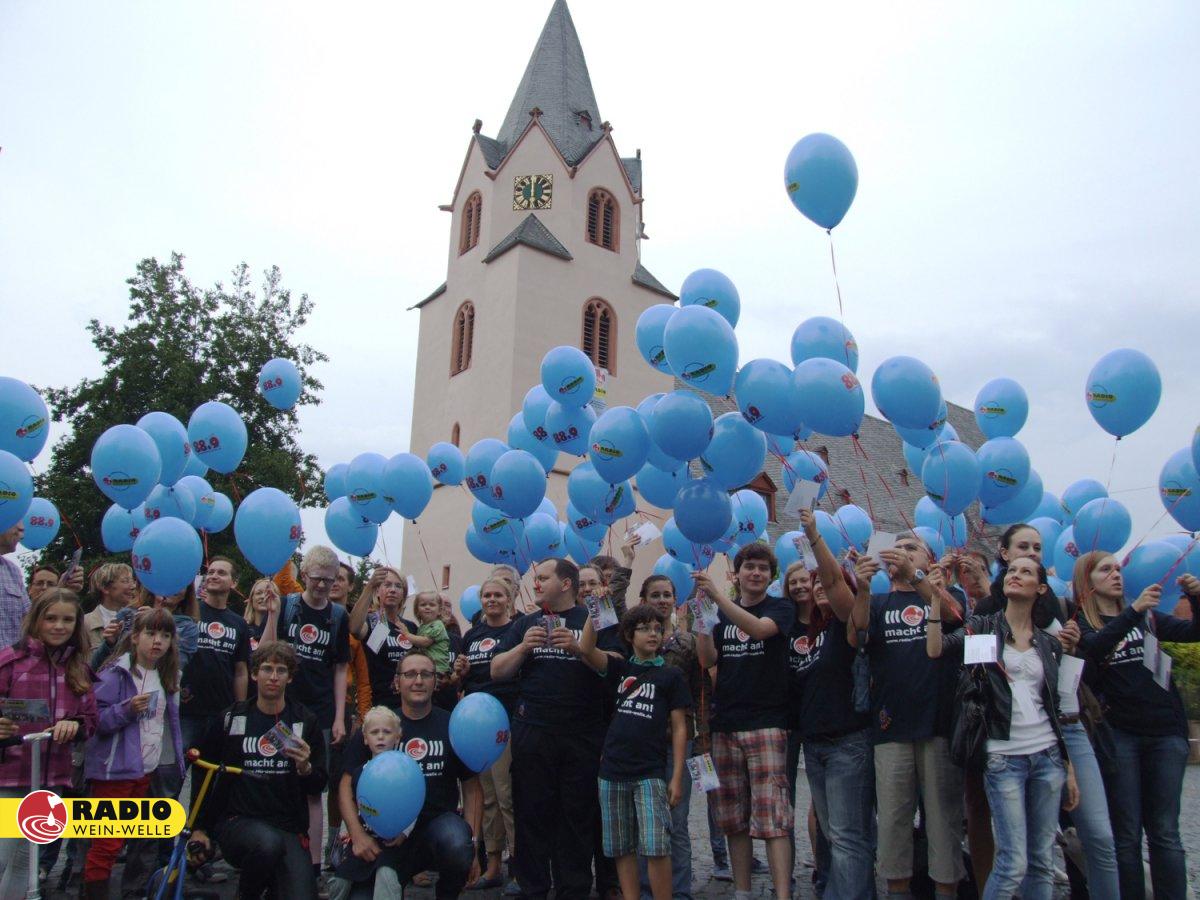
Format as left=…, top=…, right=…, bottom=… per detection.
left=257, top=734, right=279, bottom=757
left=249, top=638, right=259, bottom=652
left=901, top=605, right=925, bottom=627
left=736, top=628, right=750, bottom=642
left=398, top=636, right=413, bottom=650
left=17, top=790, right=67, bottom=844
left=792, top=636, right=811, bottom=655
left=299, top=624, right=319, bottom=645
left=619, top=676, right=638, bottom=694
left=478, top=638, right=496, bottom=652
left=405, top=738, right=428, bottom=761
left=206, top=622, right=226, bottom=639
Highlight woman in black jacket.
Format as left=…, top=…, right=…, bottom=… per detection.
left=927, top=556, right=1079, bottom=900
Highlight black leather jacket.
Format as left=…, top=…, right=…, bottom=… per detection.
left=942, top=612, right=1069, bottom=758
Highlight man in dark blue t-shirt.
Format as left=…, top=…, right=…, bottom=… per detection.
left=491, top=557, right=603, bottom=899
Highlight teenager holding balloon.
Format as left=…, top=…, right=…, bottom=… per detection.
left=1076, top=551, right=1200, bottom=899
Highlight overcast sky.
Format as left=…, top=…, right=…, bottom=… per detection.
left=3, top=1, right=1198, bottom=566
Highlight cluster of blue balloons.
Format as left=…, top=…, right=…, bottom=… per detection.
left=322, top=450, right=435, bottom=557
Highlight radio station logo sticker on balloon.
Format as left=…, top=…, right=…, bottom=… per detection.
left=978, top=402, right=1007, bottom=419
left=558, top=375, right=585, bottom=397
left=0, top=791, right=184, bottom=842
left=591, top=440, right=623, bottom=460
left=986, top=469, right=1019, bottom=488
left=102, top=471, right=140, bottom=492
left=1086, top=384, right=1116, bottom=408
left=15, top=415, right=46, bottom=441
left=681, top=362, right=717, bottom=384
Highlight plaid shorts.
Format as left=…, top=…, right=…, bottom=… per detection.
left=711, top=727, right=792, bottom=839
left=598, top=777, right=671, bottom=858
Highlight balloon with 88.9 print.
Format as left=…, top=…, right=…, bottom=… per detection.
left=186, top=401, right=247, bottom=475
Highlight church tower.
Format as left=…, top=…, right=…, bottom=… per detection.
left=403, top=0, right=676, bottom=602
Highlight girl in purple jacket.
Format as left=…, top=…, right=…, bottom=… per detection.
left=0, top=588, right=97, bottom=896
left=82, top=607, right=182, bottom=898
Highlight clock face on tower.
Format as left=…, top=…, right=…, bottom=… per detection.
left=513, top=174, right=553, bottom=211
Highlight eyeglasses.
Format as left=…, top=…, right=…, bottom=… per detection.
left=306, top=576, right=334, bottom=586
left=634, top=624, right=664, bottom=634
left=399, top=670, right=437, bottom=681
left=257, top=665, right=290, bottom=678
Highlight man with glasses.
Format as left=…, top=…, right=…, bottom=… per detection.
left=191, top=640, right=327, bottom=899
left=280, top=544, right=351, bottom=876
left=341, top=650, right=483, bottom=897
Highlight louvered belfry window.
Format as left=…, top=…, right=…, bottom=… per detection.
left=451, top=301, right=474, bottom=375
left=582, top=298, right=614, bottom=373
left=459, top=192, right=482, bottom=254
left=586, top=189, right=618, bottom=251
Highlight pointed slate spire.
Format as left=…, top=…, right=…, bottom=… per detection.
left=496, top=0, right=603, bottom=165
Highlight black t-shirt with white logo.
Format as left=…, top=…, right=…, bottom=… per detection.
left=786, top=617, right=821, bottom=730
left=711, top=594, right=795, bottom=733
left=361, top=613, right=419, bottom=707
left=181, top=604, right=251, bottom=717
left=794, top=617, right=869, bottom=740
left=343, top=706, right=474, bottom=825
left=599, top=657, right=690, bottom=782
left=495, top=606, right=605, bottom=731
left=283, top=598, right=351, bottom=729
left=461, top=620, right=520, bottom=716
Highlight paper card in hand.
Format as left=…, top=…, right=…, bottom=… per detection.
left=686, top=753, right=721, bottom=792
left=0, top=699, right=50, bottom=724
left=784, top=480, right=821, bottom=519
left=584, top=594, right=618, bottom=631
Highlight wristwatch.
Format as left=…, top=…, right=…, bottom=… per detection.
left=912, top=569, right=927, bottom=585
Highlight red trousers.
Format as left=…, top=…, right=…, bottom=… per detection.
left=83, top=774, right=152, bottom=883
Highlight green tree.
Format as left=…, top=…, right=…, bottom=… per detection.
left=37, top=253, right=327, bottom=597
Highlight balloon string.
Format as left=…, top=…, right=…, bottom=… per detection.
left=1122, top=489, right=1192, bottom=564
left=379, top=529, right=391, bottom=566
left=296, top=467, right=308, bottom=506
left=55, top=509, right=84, bottom=551
left=1103, top=437, right=1121, bottom=493
left=827, top=230, right=846, bottom=322
left=413, top=520, right=441, bottom=596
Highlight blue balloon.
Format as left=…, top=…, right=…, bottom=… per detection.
left=783, top=133, right=858, bottom=230
left=793, top=358, right=864, bottom=437
left=1072, top=498, right=1132, bottom=555
left=521, top=385, right=554, bottom=441
left=1047, top=575, right=1071, bottom=600
left=541, top=346, right=596, bottom=409
left=914, top=497, right=969, bottom=549
left=91, top=424, right=161, bottom=511
left=566, top=502, right=608, bottom=543
left=701, top=413, right=767, bottom=491
left=871, top=356, right=943, bottom=432
left=558, top=524, right=597, bottom=566
left=730, top=490, right=768, bottom=542
left=383, top=453, right=433, bottom=520
left=781, top=448, right=829, bottom=496
left=680, top=268, right=740, bottom=328
left=711, top=516, right=739, bottom=555
left=426, top=442, right=465, bottom=487
left=1123, top=541, right=1182, bottom=603
left=1159, top=447, right=1200, bottom=532
left=649, top=391, right=713, bottom=462
left=534, top=497, right=557, bottom=520
left=663, top=306, right=738, bottom=397
left=1085, top=348, right=1161, bottom=438
left=325, top=496, right=379, bottom=557
left=357, top=751, right=425, bottom=840
left=471, top=501, right=524, bottom=552
left=774, top=531, right=804, bottom=573
left=1026, top=517, right=1063, bottom=562
left=982, top=470, right=1043, bottom=526
left=913, top=526, right=945, bottom=561
left=1032, top=491, right=1065, bottom=524
left=324, top=463, right=349, bottom=501
left=791, top=316, right=859, bottom=374
left=568, top=462, right=613, bottom=522
left=635, top=462, right=685, bottom=509
left=175, top=475, right=213, bottom=517
left=974, top=378, right=1029, bottom=439
left=507, top=413, right=558, bottom=474
left=545, top=402, right=596, bottom=457
left=633, top=394, right=675, bottom=471
left=466, top=527, right=502, bottom=564
left=663, top=518, right=715, bottom=569
left=813, top=511, right=848, bottom=559
left=834, top=504, right=873, bottom=552
left=131, top=517, right=203, bottom=596
left=610, top=479, right=636, bottom=522
left=347, top=452, right=392, bottom=524
left=520, top=513, right=564, bottom=562
left=181, top=452, right=208, bottom=478
left=142, top=484, right=196, bottom=526
left=653, top=554, right=695, bottom=605
left=136, top=412, right=190, bottom=487
left=870, top=570, right=893, bottom=595
left=20, top=498, right=59, bottom=550
left=187, top=401, right=248, bottom=475
left=977, top=437, right=1031, bottom=508
left=0, top=450, right=32, bottom=532
left=896, top=421, right=946, bottom=451
left=635, top=305, right=676, bottom=374
left=459, top=585, right=482, bottom=622
left=922, top=442, right=981, bottom=516
left=464, top=439, right=509, bottom=508
left=101, top=503, right=138, bottom=553
left=201, top=492, right=233, bottom=534
left=1052, top=526, right=1082, bottom=581
left=1061, top=479, right=1107, bottom=522
left=489, top=450, right=546, bottom=519
left=588, top=406, right=650, bottom=483
left=234, top=487, right=302, bottom=575
left=673, top=477, right=732, bottom=544
left=450, top=692, right=511, bottom=772
left=764, top=431, right=797, bottom=459
left=0, top=377, right=49, bottom=462
left=902, top=442, right=926, bottom=478
left=258, top=357, right=303, bottom=411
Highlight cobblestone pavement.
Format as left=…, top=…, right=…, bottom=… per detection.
left=43, top=767, right=1200, bottom=898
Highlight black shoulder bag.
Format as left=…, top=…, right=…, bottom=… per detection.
left=949, top=630, right=1000, bottom=771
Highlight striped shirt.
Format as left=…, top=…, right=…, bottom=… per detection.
left=0, top=557, right=30, bottom=649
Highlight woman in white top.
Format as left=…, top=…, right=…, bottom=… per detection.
left=927, top=556, right=1079, bottom=900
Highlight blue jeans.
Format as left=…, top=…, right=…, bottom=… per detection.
left=1103, top=728, right=1189, bottom=900
left=1060, top=722, right=1119, bottom=900
left=982, top=746, right=1066, bottom=900
left=639, top=740, right=693, bottom=899
left=804, top=729, right=875, bottom=900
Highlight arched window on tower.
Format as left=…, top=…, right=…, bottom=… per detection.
left=586, top=189, right=618, bottom=252
left=451, top=302, right=474, bottom=376
left=581, top=298, right=615, bottom=374
left=459, top=192, right=482, bottom=255
left=451, top=423, right=461, bottom=447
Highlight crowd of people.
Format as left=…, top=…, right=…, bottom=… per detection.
left=0, top=508, right=1196, bottom=899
